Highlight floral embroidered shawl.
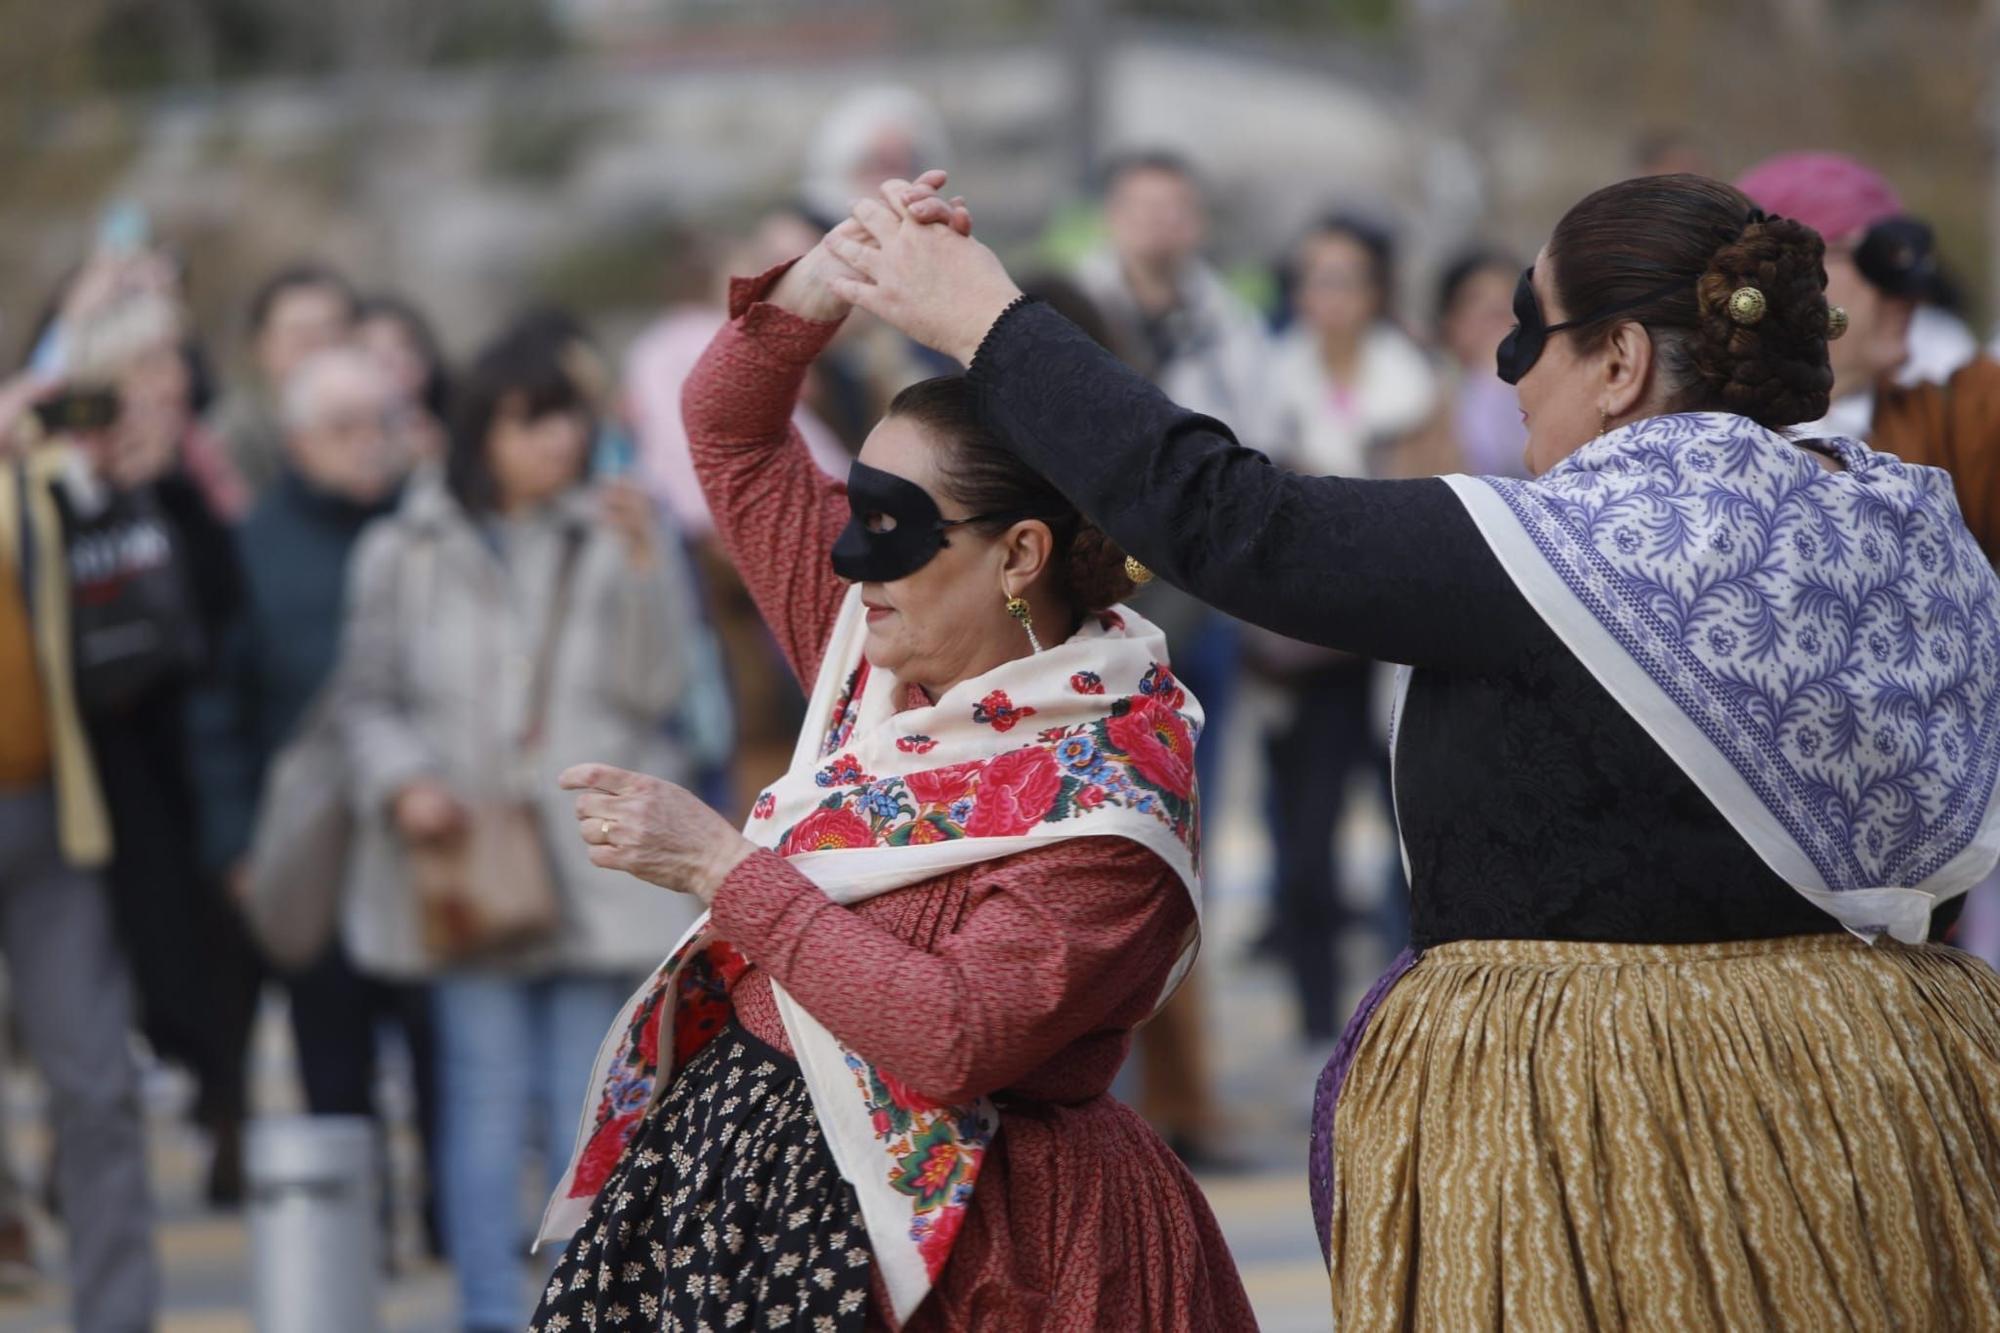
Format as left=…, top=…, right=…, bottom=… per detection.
left=1443, top=411, right=2000, bottom=942
left=539, top=585, right=1203, bottom=1325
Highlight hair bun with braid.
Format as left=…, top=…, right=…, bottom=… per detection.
left=1688, top=215, right=1835, bottom=429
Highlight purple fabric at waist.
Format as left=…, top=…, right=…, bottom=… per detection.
left=1309, top=945, right=1419, bottom=1266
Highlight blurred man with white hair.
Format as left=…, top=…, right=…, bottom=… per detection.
left=188, top=343, right=446, bottom=1246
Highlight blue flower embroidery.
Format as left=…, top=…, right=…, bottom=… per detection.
left=1055, top=735, right=1098, bottom=770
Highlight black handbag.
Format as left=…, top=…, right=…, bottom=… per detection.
left=63, top=483, right=205, bottom=717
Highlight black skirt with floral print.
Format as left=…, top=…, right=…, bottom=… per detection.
left=531, top=1022, right=875, bottom=1333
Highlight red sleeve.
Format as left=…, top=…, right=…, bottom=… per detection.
left=684, top=261, right=855, bottom=684
left=708, top=841, right=1197, bottom=1104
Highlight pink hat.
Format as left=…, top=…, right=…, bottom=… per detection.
left=1734, top=152, right=1904, bottom=243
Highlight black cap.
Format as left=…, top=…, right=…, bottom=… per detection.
left=1853, top=216, right=1947, bottom=302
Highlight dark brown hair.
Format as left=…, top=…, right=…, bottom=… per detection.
left=247, top=262, right=356, bottom=337
left=447, top=311, right=591, bottom=515
left=886, top=376, right=1136, bottom=612
left=1299, top=212, right=1397, bottom=317
left=1547, top=173, right=1834, bottom=429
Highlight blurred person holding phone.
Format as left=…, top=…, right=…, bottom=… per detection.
left=333, top=313, right=704, bottom=1332
left=0, top=367, right=159, bottom=1327
left=205, top=262, right=358, bottom=496
left=187, top=344, right=442, bottom=1236
left=1740, top=152, right=2000, bottom=566
left=40, top=279, right=261, bottom=1209
left=24, top=225, right=249, bottom=520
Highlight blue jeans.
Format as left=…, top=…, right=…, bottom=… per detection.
left=433, top=973, right=629, bottom=1329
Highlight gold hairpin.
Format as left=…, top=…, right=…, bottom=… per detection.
left=1727, top=287, right=1767, bottom=326
left=1123, top=555, right=1153, bottom=586
left=1826, top=305, right=1849, bottom=340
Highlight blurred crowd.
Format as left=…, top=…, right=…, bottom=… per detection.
left=3, top=85, right=2000, bottom=1332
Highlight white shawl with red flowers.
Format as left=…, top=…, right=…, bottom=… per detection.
left=539, top=585, right=1203, bottom=1325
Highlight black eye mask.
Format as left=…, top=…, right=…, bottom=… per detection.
left=829, top=461, right=1051, bottom=584
left=1495, top=266, right=1569, bottom=387
left=1495, top=265, right=1691, bottom=386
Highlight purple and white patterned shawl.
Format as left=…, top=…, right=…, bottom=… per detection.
left=1443, top=411, right=2000, bottom=942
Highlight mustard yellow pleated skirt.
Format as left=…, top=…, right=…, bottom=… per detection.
left=1325, top=934, right=2000, bottom=1331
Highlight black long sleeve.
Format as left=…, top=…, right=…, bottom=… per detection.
left=966, top=300, right=1536, bottom=673
left=967, top=298, right=1851, bottom=948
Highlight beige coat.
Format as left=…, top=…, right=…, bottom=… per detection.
left=335, top=472, right=704, bottom=979
left=0, top=445, right=112, bottom=867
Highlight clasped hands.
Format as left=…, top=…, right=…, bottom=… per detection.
left=791, top=168, right=1025, bottom=367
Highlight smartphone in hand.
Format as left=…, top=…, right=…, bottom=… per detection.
left=33, top=386, right=121, bottom=436
left=592, top=423, right=637, bottom=481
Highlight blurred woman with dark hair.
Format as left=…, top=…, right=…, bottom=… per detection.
left=1430, top=247, right=1530, bottom=479
left=1269, top=214, right=1436, bottom=480
left=1253, top=213, right=1438, bottom=1044
left=837, top=168, right=2000, bottom=1329
left=336, top=313, right=704, bottom=1332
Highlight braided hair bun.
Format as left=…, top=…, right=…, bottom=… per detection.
left=1688, top=216, right=1835, bottom=428
left=1547, top=174, right=1838, bottom=432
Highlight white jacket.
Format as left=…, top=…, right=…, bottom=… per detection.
left=335, top=472, right=705, bottom=979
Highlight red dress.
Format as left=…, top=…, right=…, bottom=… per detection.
left=684, top=267, right=1258, bottom=1331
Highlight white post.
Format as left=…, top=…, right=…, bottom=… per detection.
left=247, top=1116, right=381, bottom=1333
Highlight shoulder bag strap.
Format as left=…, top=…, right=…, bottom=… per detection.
left=520, top=526, right=587, bottom=750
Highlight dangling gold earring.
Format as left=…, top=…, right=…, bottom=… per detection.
left=1005, top=593, right=1043, bottom=654
left=1596, top=408, right=1611, bottom=440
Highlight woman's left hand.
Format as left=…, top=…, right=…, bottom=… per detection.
left=560, top=763, right=757, bottom=906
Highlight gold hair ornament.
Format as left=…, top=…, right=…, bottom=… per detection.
left=1826, top=305, right=1849, bottom=341
left=1727, top=287, right=1767, bottom=326
left=1123, top=556, right=1153, bottom=587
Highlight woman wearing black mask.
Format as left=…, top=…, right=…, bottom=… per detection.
left=528, top=174, right=1254, bottom=1331
left=830, top=169, right=2000, bottom=1329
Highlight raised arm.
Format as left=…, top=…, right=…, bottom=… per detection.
left=825, top=197, right=1541, bottom=673
left=681, top=267, right=853, bottom=684
left=964, top=300, right=1537, bottom=671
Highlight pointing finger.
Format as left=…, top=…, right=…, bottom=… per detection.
left=560, top=763, right=635, bottom=794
